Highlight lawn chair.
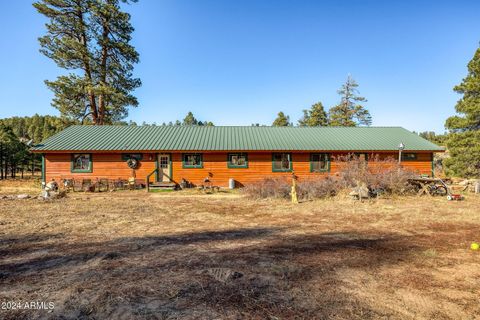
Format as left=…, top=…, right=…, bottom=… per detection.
left=82, top=179, right=94, bottom=192
left=73, top=179, right=83, bottom=192
left=113, top=178, right=126, bottom=190
left=97, top=178, right=109, bottom=192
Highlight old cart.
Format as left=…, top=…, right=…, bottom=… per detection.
left=408, top=177, right=451, bottom=197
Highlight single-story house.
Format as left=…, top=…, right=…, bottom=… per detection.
left=31, top=125, right=444, bottom=188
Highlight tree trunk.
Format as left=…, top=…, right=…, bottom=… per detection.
left=98, top=95, right=104, bottom=125
left=88, top=94, right=99, bottom=124
left=4, top=156, right=7, bottom=180
left=31, top=153, right=35, bottom=176
left=98, top=17, right=110, bottom=125
left=0, top=143, right=3, bottom=180
left=77, top=5, right=99, bottom=124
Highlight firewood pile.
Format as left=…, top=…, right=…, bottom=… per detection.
left=449, top=178, right=480, bottom=193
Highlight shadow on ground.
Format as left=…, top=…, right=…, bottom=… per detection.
left=1, top=228, right=421, bottom=319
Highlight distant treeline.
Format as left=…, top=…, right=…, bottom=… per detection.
left=0, top=111, right=213, bottom=142
left=415, top=131, right=448, bottom=146
left=0, top=114, right=76, bottom=179
left=0, top=114, right=77, bottom=143
left=123, top=111, right=214, bottom=127
left=0, top=124, right=37, bottom=179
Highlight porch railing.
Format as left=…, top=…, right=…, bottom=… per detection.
left=146, top=168, right=173, bottom=192
left=146, top=167, right=158, bottom=192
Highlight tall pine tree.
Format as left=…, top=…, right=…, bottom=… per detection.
left=329, top=76, right=371, bottom=126
left=183, top=112, right=198, bottom=125
left=272, top=112, right=292, bottom=126
left=298, top=102, right=328, bottom=126
left=33, top=0, right=141, bottom=124
left=181, top=112, right=214, bottom=126
left=444, top=45, right=480, bottom=178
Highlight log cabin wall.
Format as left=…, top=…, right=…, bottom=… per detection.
left=44, top=151, right=433, bottom=186
left=171, top=152, right=433, bottom=186
left=44, top=153, right=157, bottom=184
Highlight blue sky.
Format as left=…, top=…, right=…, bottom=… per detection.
left=0, top=0, right=479, bottom=132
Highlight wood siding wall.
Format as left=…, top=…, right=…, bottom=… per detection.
left=44, top=153, right=157, bottom=184
left=44, top=151, right=433, bottom=186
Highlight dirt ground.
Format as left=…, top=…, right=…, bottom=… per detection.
left=0, top=179, right=479, bottom=319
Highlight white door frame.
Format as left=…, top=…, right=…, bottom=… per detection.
left=157, top=154, right=171, bottom=182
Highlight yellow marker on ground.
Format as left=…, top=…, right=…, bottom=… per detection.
left=291, top=172, right=298, bottom=204
left=471, top=243, right=479, bottom=250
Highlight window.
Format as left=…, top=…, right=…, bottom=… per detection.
left=401, top=153, right=417, bottom=161
left=182, top=153, right=203, bottom=168
left=346, top=153, right=368, bottom=161
left=71, top=154, right=92, bottom=173
left=159, top=156, right=169, bottom=168
left=356, top=153, right=368, bottom=161
left=122, top=153, right=143, bottom=161
left=310, top=153, right=330, bottom=172
left=272, top=153, right=292, bottom=172
left=228, top=153, right=248, bottom=168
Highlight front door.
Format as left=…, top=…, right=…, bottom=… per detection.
left=158, top=154, right=171, bottom=182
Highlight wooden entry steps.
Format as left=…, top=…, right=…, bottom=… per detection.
left=146, top=167, right=176, bottom=192
left=148, top=182, right=177, bottom=191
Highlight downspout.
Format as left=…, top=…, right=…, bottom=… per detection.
left=431, top=153, right=435, bottom=178
left=41, top=154, right=46, bottom=188
left=154, top=154, right=159, bottom=182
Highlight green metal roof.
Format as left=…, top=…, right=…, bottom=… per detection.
left=31, top=125, right=444, bottom=152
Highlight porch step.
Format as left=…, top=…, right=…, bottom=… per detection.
left=149, top=182, right=177, bottom=188
left=149, top=187, right=175, bottom=192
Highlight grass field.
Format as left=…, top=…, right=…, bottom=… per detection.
left=1, top=179, right=479, bottom=319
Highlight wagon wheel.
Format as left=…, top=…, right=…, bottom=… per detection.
left=415, top=182, right=432, bottom=196
left=410, top=182, right=422, bottom=193
left=429, top=185, right=448, bottom=196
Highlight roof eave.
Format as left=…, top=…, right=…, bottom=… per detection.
left=31, top=148, right=446, bottom=153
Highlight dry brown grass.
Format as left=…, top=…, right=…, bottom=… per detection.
left=1, top=180, right=479, bottom=319
left=0, top=178, right=40, bottom=195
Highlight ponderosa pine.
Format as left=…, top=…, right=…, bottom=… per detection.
left=444, top=46, right=480, bottom=178
left=272, top=112, right=292, bottom=127
left=33, top=0, right=141, bottom=125
left=298, top=102, right=329, bottom=127
left=329, top=76, right=371, bottom=126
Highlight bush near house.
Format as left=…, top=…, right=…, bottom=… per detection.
left=242, top=177, right=291, bottom=199
left=243, top=157, right=417, bottom=200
